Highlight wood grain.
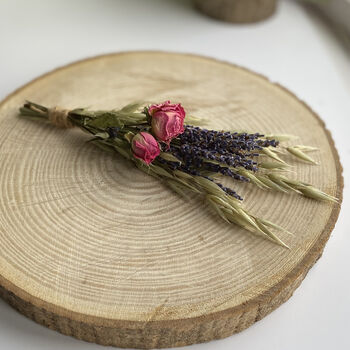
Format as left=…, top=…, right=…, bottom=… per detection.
left=0, top=52, right=343, bottom=348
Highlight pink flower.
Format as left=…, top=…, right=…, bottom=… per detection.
left=131, top=132, right=160, bottom=165
left=148, top=101, right=186, bottom=143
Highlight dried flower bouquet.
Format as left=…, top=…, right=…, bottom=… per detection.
left=19, top=100, right=337, bottom=248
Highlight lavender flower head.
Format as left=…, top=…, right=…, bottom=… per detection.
left=154, top=125, right=279, bottom=200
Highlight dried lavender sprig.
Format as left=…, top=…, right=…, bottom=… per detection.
left=180, top=125, right=278, bottom=152
left=159, top=145, right=251, bottom=184
left=169, top=143, right=258, bottom=171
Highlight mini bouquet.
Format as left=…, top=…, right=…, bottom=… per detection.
left=19, top=100, right=337, bottom=248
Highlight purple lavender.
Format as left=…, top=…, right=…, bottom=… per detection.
left=157, top=125, right=278, bottom=200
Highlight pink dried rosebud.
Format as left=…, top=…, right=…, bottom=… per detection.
left=148, top=101, right=186, bottom=143
left=131, top=132, right=160, bottom=165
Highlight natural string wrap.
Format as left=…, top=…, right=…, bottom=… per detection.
left=48, top=107, right=74, bottom=128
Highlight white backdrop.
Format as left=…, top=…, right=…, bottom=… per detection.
left=0, top=0, right=349, bottom=349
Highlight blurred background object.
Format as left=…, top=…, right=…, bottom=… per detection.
left=194, top=0, right=278, bottom=23
left=194, top=0, right=350, bottom=30
left=306, top=0, right=350, bottom=34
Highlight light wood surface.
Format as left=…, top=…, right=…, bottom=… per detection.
left=0, top=52, right=342, bottom=348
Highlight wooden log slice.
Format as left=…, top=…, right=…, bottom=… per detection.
left=0, top=52, right=343, bottom=348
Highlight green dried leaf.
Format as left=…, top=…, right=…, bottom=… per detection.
left=114, top=145, right=131, bottom=159
left=119, top=102, right=144, bottom=114
left=91, top=132, right=108, bottom=139
left=126, top=112, right=148, bottom=119
left=150, top=165, right=173, bottom=179
left=88, top=112, right=125, bottom=129
left=173, top=169, right=194, bottom=180
left=109, top=138, right=126, bottom=147
left=159, top=152, right=181, bottom=163
left=185, top=114, right=205, bottom=126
